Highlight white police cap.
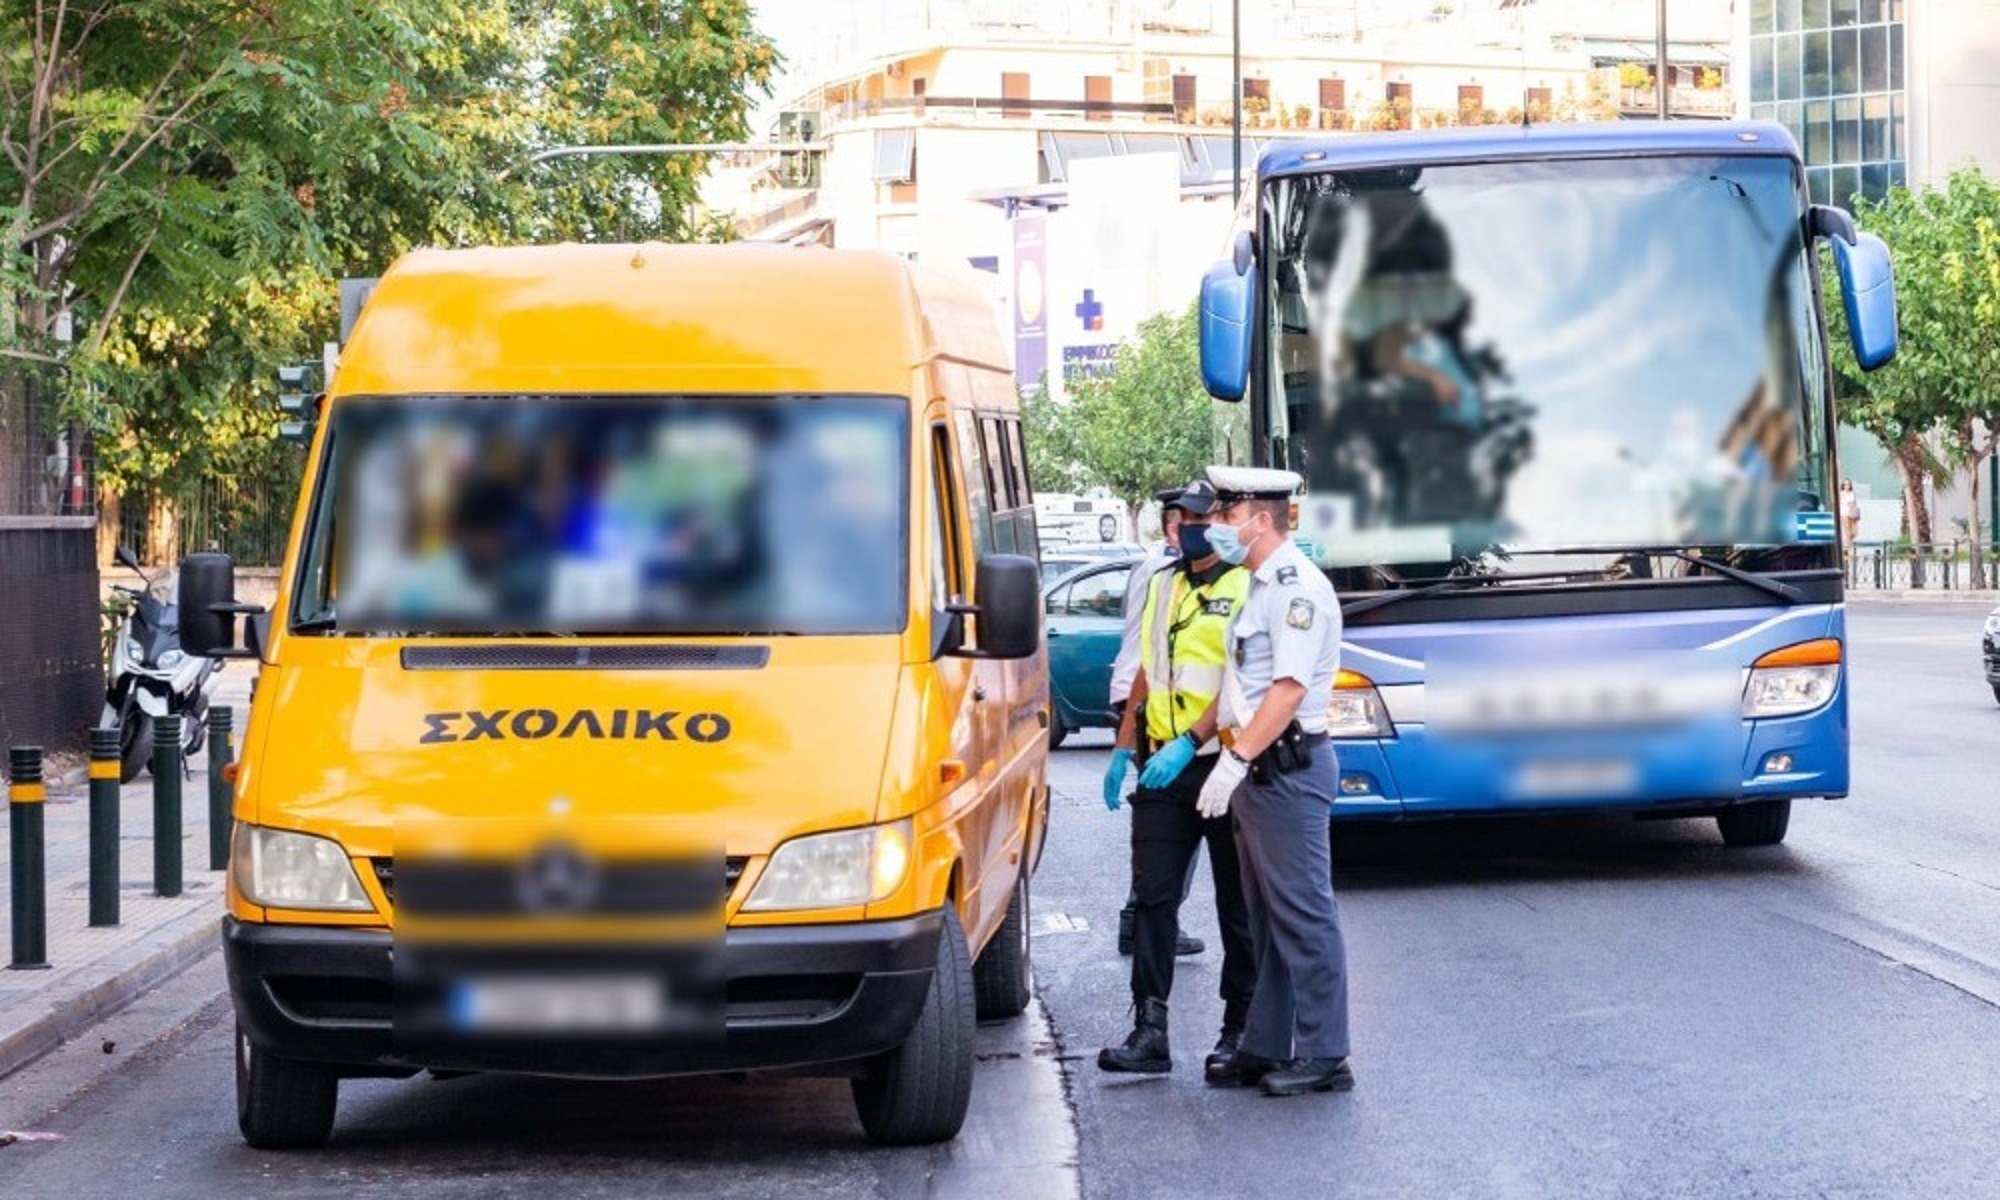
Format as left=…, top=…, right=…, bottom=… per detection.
left=1202, top=466, right=1303, bottom=502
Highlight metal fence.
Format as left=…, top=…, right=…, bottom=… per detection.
left=114, top=463, right=301, bottom=567
left=0, top=361, right=93, bottom=518
left=1846, top=543, right=2000, bottom=592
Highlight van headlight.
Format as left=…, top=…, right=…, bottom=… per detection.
left=741, top=820, right=912, bottom=912
left=1326, top=670, right=1395, bottom=738
left=1743, top=639, right=1841, bottom=718
left=232, top=824, right=374, bottom=911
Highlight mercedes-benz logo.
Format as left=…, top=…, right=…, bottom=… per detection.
left=514, top=841, right=600, bottom=915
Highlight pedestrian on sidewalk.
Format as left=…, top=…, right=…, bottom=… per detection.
left=1106, top=489, right=1204, bottom=960
left=1097, top=479, right=1257, bottom=1078
left=1840, top=479, right=1861, bottom=556
left=1196, top=466, right=1355, bottom=1098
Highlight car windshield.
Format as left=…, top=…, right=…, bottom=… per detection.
left=292, top=395, right=908, bottom=636
left=1263, top=154, right=1832, bottom=579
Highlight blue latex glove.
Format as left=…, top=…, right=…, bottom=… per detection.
left=1140, top=733, right=1197, bottom=789
left=1103, top=747, right=1135, bottom=811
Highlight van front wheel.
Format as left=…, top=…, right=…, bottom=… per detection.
left=852, top=908, right=976, bottom=1145
left=972, top=870, right=1032, bottom=1020
left=236, top=1025, right=338, bottom=1149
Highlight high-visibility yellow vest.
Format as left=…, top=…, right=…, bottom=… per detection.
left=1138, top=562, right=1250, bottom=749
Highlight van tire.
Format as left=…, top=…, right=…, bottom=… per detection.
left=1048, top=710, right=1067, bottom=750
left=973, top=870, right=1032, bottom=1020
left=1716, top=799, right=1791, bottom=847
left=236, top=1025, right=338, bottom=1149
left=852, top=908, right=976, bottom=1145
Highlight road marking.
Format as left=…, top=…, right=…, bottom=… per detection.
left=1034, top=913, right=1091, bottom=936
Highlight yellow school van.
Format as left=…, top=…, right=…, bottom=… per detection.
left=177, top=243, right=1051, bottom=1148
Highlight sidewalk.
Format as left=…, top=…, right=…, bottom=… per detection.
left=1847, top=588, right=2000, bottom=604
left=0, top=673, right=252, bottom=1081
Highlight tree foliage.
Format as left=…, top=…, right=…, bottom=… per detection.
left=1021, top=303, right=1225, bottom=518
left=2, top=1, right=775, bottom=507
left=1826, top=169, right=2000, bottom=547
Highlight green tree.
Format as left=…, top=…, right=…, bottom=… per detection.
left=1828, top=171, right=2000, bottom=553
left=1022, top=303, right=1223, bottom=519
left=3, top=1, right=774, bottom=552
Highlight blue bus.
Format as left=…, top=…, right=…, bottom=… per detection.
left=1196, top=121, right=1899, bottom=846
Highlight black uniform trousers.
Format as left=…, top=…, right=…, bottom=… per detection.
left=1129, top=751, right=1256, bottom=1026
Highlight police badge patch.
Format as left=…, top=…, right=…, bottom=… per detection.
left=1287, top=598, right=1314, bottom=630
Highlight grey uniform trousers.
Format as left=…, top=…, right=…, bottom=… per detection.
left=1232, top=740, right=1351, bottom=1061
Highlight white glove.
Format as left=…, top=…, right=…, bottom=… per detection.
left=1197, top=751, right=1248, bottom=819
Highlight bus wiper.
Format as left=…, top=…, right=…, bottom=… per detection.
left=1338, top=570, right=1575, bottom=619
left=1505, top=546, right=1806, bottom=604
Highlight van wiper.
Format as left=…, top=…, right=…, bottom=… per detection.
left=1505, top=546, right=1806, bottom=604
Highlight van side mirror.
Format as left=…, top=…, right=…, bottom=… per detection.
left=1198, top=249, right=1257, bottom=401
left=1831, top=230, right=1898, bottom=371
left=947, top=555, right=1041, bottom=661
left=179, top=552, right=265, bottom=659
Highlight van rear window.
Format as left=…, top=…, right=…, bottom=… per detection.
left=292, top=395, right=908, bottom=637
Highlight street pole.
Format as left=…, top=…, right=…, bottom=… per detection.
left=1656, top=0, right=1669, bottom=121
left=1232, top=0, right=1242, bottom=208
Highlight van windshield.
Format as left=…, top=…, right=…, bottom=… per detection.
left=292, top=395, right=909, bottom=636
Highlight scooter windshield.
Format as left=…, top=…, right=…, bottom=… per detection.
left=1263, top=154, right=1832, bottom=576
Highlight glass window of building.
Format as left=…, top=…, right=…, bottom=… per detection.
left=1749, top=0, right=1904, bottom=209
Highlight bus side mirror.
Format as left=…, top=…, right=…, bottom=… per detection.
left=1831, top=228, right=1898, bottom=371
left=1199, top=248, right=1258, bottom=402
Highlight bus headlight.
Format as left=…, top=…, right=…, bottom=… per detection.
left=742, top=819, right=912, bottom=912
left=233, top=824, right=374, bottom=911
left=1743, top=639, right=1841, bottom=718
left=1326, top=670, right=1395, bottom=738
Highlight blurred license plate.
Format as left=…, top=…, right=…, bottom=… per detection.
left=451, top=976, right=665, bottom=1033
left=1514, top=759, right=1638, bottom=798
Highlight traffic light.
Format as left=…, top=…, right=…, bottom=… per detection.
left=776, top=110, right=822, bottom=189
left=277, top=362, right=322, bottom=444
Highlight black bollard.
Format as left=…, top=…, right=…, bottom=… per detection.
left=90, top=727, right=121, bottom=926
left=208, top=707, right=233, bottom=871
left=153, top=714, right=183, bottom=897
left=9, top=746, right=50, bottom=970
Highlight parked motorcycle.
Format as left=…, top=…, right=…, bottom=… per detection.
left=102, top=546, right=222, bottom=782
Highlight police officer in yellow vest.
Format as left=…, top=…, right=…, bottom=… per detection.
left=1098, top=478, right=1257, bottom=1077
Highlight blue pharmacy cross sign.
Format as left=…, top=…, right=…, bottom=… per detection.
left=1075, top=289, right=1104, bottom=331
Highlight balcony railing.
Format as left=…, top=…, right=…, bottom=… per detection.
left=826, top=94, right=1177, bottom=127
left=1617, top=84, right=1734, bottom=117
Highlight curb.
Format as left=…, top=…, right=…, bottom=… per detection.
left=0, top=907, right=220, bottom=1082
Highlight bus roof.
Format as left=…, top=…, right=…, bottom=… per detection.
left=333, top=242, right=1008, bottom=399
left=1258, top=119, right=1802, bottom=181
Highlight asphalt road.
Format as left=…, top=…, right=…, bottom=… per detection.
left=2, top=599, right=1996, bottom=1198
left=1035, top=598, right=2000, bottom=1199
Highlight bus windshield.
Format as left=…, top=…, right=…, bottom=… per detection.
left=292, top=395, right=909, bottom=636
left=1262, top=154, right=1832, bottom=581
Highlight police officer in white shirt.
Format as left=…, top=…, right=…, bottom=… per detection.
left=1194, top=466, right=1355, bottom=1097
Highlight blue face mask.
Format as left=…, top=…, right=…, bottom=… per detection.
left=1207, top=519, right=1252, bottom=566
left=1177, top=522, right=1215, bottom=563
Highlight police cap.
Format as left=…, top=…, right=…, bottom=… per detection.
left=1154, top=485, right=1186, bottom=506
left=1202, top=466, right=1303, bottom=503
left=1165, top=479, right=1219, bottom=516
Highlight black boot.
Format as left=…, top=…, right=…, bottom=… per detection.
left=1097, top=998, right=1172, bottom=1074
left=1202, top=1026, right=1243, bottom=1083
left=1259, top=1057, right=1355, bottom=1096
left=1174, top=930, right=1205, bottom=956
left=1117, top=904, right=1136, bottom=956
